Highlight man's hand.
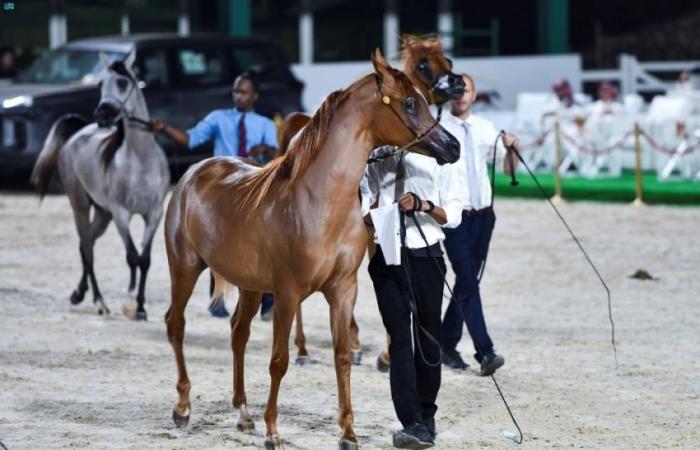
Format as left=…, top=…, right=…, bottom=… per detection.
left=398, top=193, right=423, bottom=212
left=502, top=132, right=520, bottom=149
left=150, top=118, right=166, bottom=132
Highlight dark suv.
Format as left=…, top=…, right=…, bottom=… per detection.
left=0, top=33, right=304, bottom=180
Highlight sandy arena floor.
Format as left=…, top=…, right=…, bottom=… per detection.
left=0, top=193, right=698, bottom=449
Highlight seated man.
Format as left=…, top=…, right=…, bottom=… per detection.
left=152, top=70, right=277, bottom=318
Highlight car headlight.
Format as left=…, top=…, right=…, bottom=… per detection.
left=2, top=95, right=34, bottom=109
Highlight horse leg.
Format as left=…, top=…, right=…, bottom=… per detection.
left=350, top=314, right=362, bottom=366
left=65, top=184, right=108, bottom=314
left=294, top=303, right=310, bottom=365
left=165, top=261, right=203, bottom=428
left=376, top=333, right=391, bottom=373
left=263, top=293, right=297, bottom=450
left=324, top=275, right=359, bottom=449
left=111, top=207, right=141, bottom=320
left=231, top=289, right=263, bottom=432
left=130, top=208, right=162, bottom=321
left=84, top=206, right=112, bottom=314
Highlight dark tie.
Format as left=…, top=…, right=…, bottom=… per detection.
left=237, top=113, right=247, bottom=157
left=394, top=153, right=406, bottom=202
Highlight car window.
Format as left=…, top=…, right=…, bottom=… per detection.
left=230, top=46, right=284, bottom=79
left=134, top=49, right=169, bottom=88
left=176, top=48, right=226, bottom=86
left=16, top=48, right=125, bottom=85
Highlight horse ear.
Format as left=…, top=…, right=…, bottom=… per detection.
left=371, top=48, right=393, bottom=82
left=123, top=48, right=136, bottom=70
left=99, top=52, right=112, bottom=69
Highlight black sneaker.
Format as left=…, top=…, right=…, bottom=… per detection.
left=442, top=348, right=469, bottom=370
left=479, top=352, right=505, bottom=376
left=423, top=416, right=437, bottom=441
left=392, top=422, right=434, bottom=449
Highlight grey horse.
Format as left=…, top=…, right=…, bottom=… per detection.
left=31, top=50, right=169, bottom=320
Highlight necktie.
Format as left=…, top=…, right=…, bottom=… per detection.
left=237, top=113, right=247, bottom=157
left=394, top=152, right=406, bottom=202
left=463, top=123, right=481, bottom=209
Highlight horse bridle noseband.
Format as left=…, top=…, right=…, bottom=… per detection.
left=368, top=74, right=441, bottom=164
left=99, top=74, right=154, bottom=131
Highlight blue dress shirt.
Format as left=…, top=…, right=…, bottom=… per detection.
left=186, top=109, right=277, bottom=161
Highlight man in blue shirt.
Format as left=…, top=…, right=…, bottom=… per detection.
left=152, top=70, right=277, bottom=317
left=151, top=70, right=278, bottom=164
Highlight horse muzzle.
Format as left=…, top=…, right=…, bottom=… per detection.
left=94, top=102, right=121, bottom=128
left=418, top=125, right=460, bottom=166
left=433, top=74, right=466, bottom=102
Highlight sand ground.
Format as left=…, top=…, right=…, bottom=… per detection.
left=0, top=193, right=698, bottom=449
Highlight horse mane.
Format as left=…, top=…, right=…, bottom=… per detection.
left=236, top=71, right=400, bottom=212
left=109, top=60, right=136, bottom=81
left=400, top=34, right=444, bottom=67
left=99, top=119, right=125, bottom=170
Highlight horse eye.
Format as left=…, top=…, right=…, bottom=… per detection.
left=418, top=59, right=430, bottom=74
left=403, top=96, right=416, bottom=112
left=116, top=78, right=129, bottom=91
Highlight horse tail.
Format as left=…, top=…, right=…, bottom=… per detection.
left=275, top=112, right=311, bottom=158
left=30, top=114, right=88, bottom=199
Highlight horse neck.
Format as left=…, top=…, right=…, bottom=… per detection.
left=123, top=92, right=155, bottom=155
left=297, top=89, right=375, bottom=207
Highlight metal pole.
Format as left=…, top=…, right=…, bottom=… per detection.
left=120, top=0, right=130, bottom=36
left=553, top=121, right=564, bottom=202
left=178, top=0, right=191, bottom=36
left=383, top=0, right=399, bottom=59
left=437, top=0, right=453, bottom=56
left=299, top=0, right=313, bottom=65
left=48, top=0, right=67, bottom=49
left=633, top=122, right=645, bottom=206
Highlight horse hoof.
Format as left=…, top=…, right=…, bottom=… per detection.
left=295, top=355, right=311, bottom=366
left=208, top=297, right=229, bottom=318
left=70, top=290, right=85, bottom=305
left=96, top=299, right=110, bottom=316
left=376, top=354, right=390, bottom=373
left=134, top=310, right=148, bottom=321
left=339, top=438, right=359, bottom=450
left=264, top=435, right=284, bottom=450
left=172, top=408, right=190, bottom=428
left=121, top=301, right=137, bottom=319
left=351, top=350, right=362, bottom=366
left=236, top=418, right=255, bottom=432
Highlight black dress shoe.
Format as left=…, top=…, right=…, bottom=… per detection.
left=423, top=416, right=437, bottom=441
left=442, top=348, right=469, bottom=370
left=479, top=352, right=505, bottom=376
left=392, top=422, right=434, bottom=449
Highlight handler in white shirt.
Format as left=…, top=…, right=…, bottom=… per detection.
left=438, top=73, right=520, bottom=376
left=361, top=150, right=465, bottom=448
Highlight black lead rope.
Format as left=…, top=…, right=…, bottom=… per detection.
left=498, top=133, right=618, bottom=366
left=399, top=206, right=524, bottom=445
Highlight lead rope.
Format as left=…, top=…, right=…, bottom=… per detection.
left=401, top=206, right=524, bottom=445
left=498, top=133, right=618, bottom=366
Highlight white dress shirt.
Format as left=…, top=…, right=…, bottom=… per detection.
left=440, top=111, right=506, bottom=211
left=361, top=152, right=465, bottom=249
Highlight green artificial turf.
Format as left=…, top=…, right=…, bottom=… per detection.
left=493, top=170, right=700, bottom=205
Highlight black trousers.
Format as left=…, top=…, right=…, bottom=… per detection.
left=368, top=245, right=445, bottom=427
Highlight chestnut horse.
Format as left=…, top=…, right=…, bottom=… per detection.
left=163, top=49, right=459, bottom=449
left=274, top=34, right=465, bottom=365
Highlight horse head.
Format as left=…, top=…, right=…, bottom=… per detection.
left=94, top=50, right=143, bottom=128
left=401, top=34, right=464, bottom=106
left=370, top=48, right=459, bottom=165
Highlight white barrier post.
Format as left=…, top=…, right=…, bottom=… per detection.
left=552, top=121, right=564, bottom=203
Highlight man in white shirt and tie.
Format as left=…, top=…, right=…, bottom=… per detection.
left=362, top=150, right=465, bottom=448
left=439, top=73, right=520, bottom=376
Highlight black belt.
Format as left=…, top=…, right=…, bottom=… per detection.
left=405, top=242, right=443, bottom=258
left=464, top=207, right=492, bottom=217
